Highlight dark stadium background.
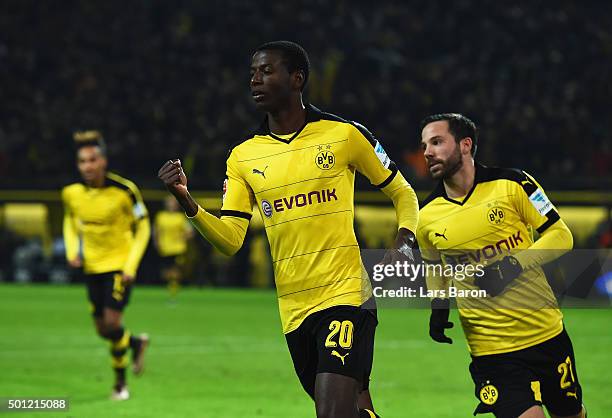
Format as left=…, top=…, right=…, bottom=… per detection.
left=0, top=2, right=610, bottom=417
left=1, top=1, right=611, bottom=190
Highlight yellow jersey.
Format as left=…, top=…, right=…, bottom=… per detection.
left=417, top=163, right=566, bottom=356
left=62, top=172, right=150, bottom=276
left=154, top=211, right=190, bottom=257
left=221, top=104, right=413, bottom=333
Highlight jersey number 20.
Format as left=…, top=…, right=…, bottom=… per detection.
left=325, top=320, right=354, bottom=349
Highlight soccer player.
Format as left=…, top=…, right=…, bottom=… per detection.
left=417, top=114, right=586, bottom=418
left=62, top=131, right=151, bottom=401
left=154, top=195, right=194, bottom=300
left=158, top=41, right=419, bottom=418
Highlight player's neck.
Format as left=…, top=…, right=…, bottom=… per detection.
left=85, top=174, right=106, bottom=188
left=267, top=97, right=306, bottom=135
left=443, top=159, right=475, bottom=198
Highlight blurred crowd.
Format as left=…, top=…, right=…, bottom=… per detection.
left=1, top=1, right=610, bottom=190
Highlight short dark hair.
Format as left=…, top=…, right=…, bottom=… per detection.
left=254, top=40, right=310, bottom=91
left=420, top=113, right=478, bottom=157
left=73, top=130, right=107, bottom=156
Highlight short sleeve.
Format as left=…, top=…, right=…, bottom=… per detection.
left=221, top=150, right=255, bottom=220
left=348, top=122, right=398, bottom=188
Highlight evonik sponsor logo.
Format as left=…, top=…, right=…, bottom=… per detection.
left=261, top=188, right=338, bottom=218
left=444, top=231, right=524, bottom=265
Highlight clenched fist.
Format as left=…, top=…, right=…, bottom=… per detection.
left=158, top=159, right=188, bottom=197
left=158, top=159, right=198, bottom=216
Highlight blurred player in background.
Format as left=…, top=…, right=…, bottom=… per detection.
left=417, top=114, right=586, bottom=418
left=62, top=131, right=151, bottom=401
left=159, top=41, right=419, bottom=418
left=154, top=195, right=194, bottom=300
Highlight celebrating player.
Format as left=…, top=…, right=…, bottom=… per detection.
left=417, top=114, right=586, bottom=418
left=158, top=41, right=419, bottom=418
left=62, top=131, right=150, bottom=401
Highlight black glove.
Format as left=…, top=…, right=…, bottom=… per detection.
left=475, top=256, right=523, bottom=297
left=429, top=298, right=453, bottom=344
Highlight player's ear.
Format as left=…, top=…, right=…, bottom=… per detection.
left=293, top=70, right=305, bottom=91
left=461, top=137, right=473, bottom=156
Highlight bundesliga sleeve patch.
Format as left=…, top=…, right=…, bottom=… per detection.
left=374, top=141, right=391, bottom=168
left=222, top=178, right=228, bottom=203
left=528, top=188, right=553, bottom=215
left=133, top=202, right=146, bottom=218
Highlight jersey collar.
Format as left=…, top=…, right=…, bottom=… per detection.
left=255, top=103, right=323, bottom=144
left=434, top=162, right=489, bottom=206
left=80, top=174, right=108, bottom=189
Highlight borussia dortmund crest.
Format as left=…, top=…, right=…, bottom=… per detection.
left=487, top=206, right=505, bottom=225
left=479, top=383, right=499, bottom=405
left=315, top=144, right=335, bottom=170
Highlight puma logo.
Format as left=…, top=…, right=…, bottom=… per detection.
left=566, top=391, right=578, bottom=399
left=434, top=228, right=448, bottom=241
left=252, top=166, right=268, bottom=179
left=331, top=350, right=349, bottom=365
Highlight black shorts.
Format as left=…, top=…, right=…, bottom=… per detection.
left=85, top=271, right=132, bottom=317
left=159, top=255, right=177, bottom=270
left=160, top=254, right=186, bottom=269
left=285, top=304, right=378, bottom=399
left=470, top=328, right=583, bottom=418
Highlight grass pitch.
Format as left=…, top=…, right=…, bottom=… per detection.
left=0, top=284, right=610, bottom=417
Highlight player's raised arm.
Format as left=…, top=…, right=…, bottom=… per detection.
left=158, top=159, right=197, bottom=214
left=348, top=123, right=419, bottom=256
left=158, top=156, right=252, bottom=256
